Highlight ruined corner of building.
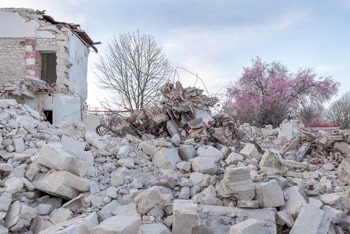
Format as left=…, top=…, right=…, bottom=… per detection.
left=0, top=8, right=98, bottom=125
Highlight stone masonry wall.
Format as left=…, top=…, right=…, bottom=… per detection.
left=0, top=38, right=26, bottom=85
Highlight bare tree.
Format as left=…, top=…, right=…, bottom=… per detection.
left=327, top=92, right=350, bottom=128
left=95, top=30, right=172, bottom=111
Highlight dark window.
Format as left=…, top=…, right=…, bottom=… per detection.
left=44, top=110, right=53, bottom=124
left=41, top=52, right=57, bottom=85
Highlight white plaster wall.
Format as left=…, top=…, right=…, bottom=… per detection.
left=68, top=32, right=89, bottom=99
left=44, top=94, right=82, bottom=124
left=0, top=12, right=54, bottom=38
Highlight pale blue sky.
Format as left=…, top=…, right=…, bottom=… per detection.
left=1, top=0, right=349, bottom=108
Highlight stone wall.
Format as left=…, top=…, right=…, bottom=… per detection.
left=0, top=38, right=26, bottom=84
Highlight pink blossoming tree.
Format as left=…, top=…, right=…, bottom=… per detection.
left=225, top=57, right=339, bottom=127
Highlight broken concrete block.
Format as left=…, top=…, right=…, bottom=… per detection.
left=92, top=215, right=141, bottom=234
left=278, top=121, right=299, bottom=140
left=172, top=200, right=201, bottom=234
left=322, top=205, right=344, bottom=223
left=0, top=192, right=12, bottom=212
left=337, top=157, right=350, bottom=185
left=85, top=131, right=107, bottom=150
left=281, top=186, right=307, bottom=218
left=61, top=135, right=86, bottom=156
left=0, top=226, right=7, bottom=234
left=237, top=200, right=260, bottom=208
left=259, top=149, right=286, bottom=175
left=12, top=136, right=25, bottom=153
left=5, top=201, right=37, bottom=231
left=225, top=152, right=244, bottom=165
left=112, top=202, right=140, bottom=217
left=152, top=147, right=181, bottom=170
left=117, top=145, right=130, bottom=159
left=0, top=99, right=17, bottom=108
left=138, top=223, right=170, bottom=234
left=176, top=161, right=192, bottom=172
left=178, top=187, right=190, bottom=199
left=5, top=177, right=23, bottom=195
left=140, top=141, right=158, bottom=157
left=197, top=145, right=223, bottom=162
left=98, top=200, right=121, bottom=221
left=50, top=207, right=73, bottom=224
left=38, top=143, right=88, bottom=176
left=4, top=201, right=20, bottom=229
left=230, top=218, right=276, bottom=234
left=178, top=144, right=196, bottom=161
left=118, top=158, right=135, bottom=168
left=334, top=142, right=350, bottom=155
left=218, top=166, right=255, bottom=200
left=111, top=167, right=130, bottom=187
left=189, top=172, right=212, bottom=187
left=33, top=170, right=90, bottom=199
left=239, top=143, right=262, bottom=160
left=201, top=185, right=223, bottom=206
left=36, top=203, right=53, bottom=215
left=39, top=212, right=99, bottom=234
left=134, top=186, right=163, bottom=214
left=191, top=156, right=217, bottom=175
left=290, top=204, right=331, bottom=234
left=255, top=180, right=285, bottom=208
left=0, top=163, right=13, bottom=172
left=276, top=210, right=294, bottom=227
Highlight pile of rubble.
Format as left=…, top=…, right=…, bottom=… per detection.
left=1, top=92, right=350, bottom=233
left=98, top=81, right=238, bottom=146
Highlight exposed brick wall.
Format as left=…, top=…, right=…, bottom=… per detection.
left=0, top=38, right=26, bottom=85
left=24, top=38, right=37, bottom=77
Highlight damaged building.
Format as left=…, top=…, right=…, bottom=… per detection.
left=0, top=8, right=98, bottom=124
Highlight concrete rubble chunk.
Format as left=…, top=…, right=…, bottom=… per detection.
left=334, top=142, right=350, bottom=155
left=5, top=200, right=20, bottom=229
left=337, top=157, right=350, bottom=185
left=61, top=135, right=86, bottom=156
left=33, top=170, right=90, bottom=199
left=5, top=201, right=37, bottom=232
left=98, top=200, right=120, bottom=221
left=38, top=142, right=88, bottom=176
left=290, top=204, right=331, bottom=234
left=92, top=215, right=141, bottom=234
left=5, top=176, right=24, bottom=195
left=230, top=218, right=276, bottom=234
left=255, top=180, right=285, bottom=208
left=178, top=144, right=196, bottom=161
left=0, top=226, right=8, bottom=234
left=281, top=186, right=307, bottom=218
left=239, top=143, right=262, bottom=160
left=152, top=147, right=181, bottom=170
left=111, top=167, right=130, bottom=187
left=85, top=131, right=107, bottom=150
left=39, top=212, right=99, bottom=234
left=172, top=200, right=201, bottom=234
left=0, top=192, right=12, bottom=212
left=134, top=186, right=163, bottom=214
left=259, top=148, right=286, bottom=175
left=140, top=141, right=158, bottom=157
left=50, top=207, right=74, bottom=224
left=218, top=166, right=255, bottom=200
left=191, top=156, right=217, bottom=175
left=138, top=223, right=170, bottom=234
left=278, top=121, right=300, bottom=140
left=112, top=202, right=139, bottom=217
left=197, top=145, right=224, bottom=162
left=0, top=163, right=13, bottom=172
